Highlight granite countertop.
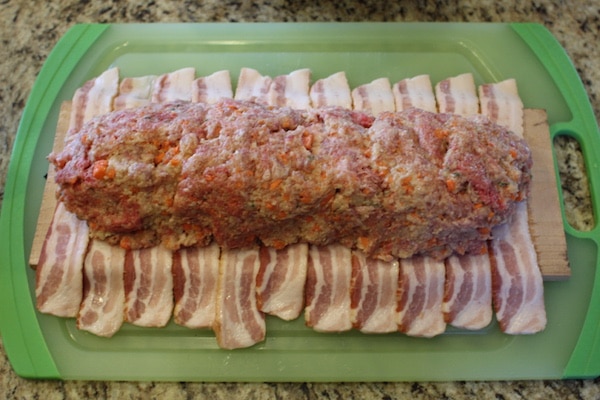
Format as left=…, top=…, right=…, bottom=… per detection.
left=1, top=0, right=599, bottom=398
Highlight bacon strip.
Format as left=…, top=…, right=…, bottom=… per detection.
left=489, top=203, right=546, bottom=333
left=480, top=80, right=546, bottom=334
left=71, top=71, right=123, bottom=333
left=124, top=245, right=174, bottom=327
left=191, top=70, right=233, bottom=104
left=151, top=67, right=195, bottom=103
left=117, top=70, right=194, bottom=329
left=479, top=79, right=524, bottom=136
left=396, top=256, right=446, bottom=337
left=172, top=244, right=220, bottom=329
left=351, top=77, right=395, bottom=115
left=350, top=251, right=399, bottom=333
left=442, top=251, right=492, bottom=329
left=304, top=76, right=354, bottom=332
left=192, top=70, right=270, bottom=345
left=304, top=245, right=353, bottom=332
left=234, top=67, right=272, bottom=103
left=266, top=69, right=311, bottom=109
left=434, top=73, right=493, bottom=330
left=256, top=244, right=308, bottom=321
left=349, top=76, right=401, bottom=334
left=37, top=68, right=119, bottom=318
left=392, top=75, right=437, bottom=113
left=35, top=202, right=89, bottom=317
left=309, top=71, right=352, bottom=109
left=251, top=69, right=311, bottom=322
left=387, top=75, right=448, bottom=335
left=114, top=75, right=156, bottom=110
left=214, top=248, right=266, bottom=349
left=175, top=72, right=231, bottom=330
left=68, top=68, right=120, bottom=132
left=77, top=239, right=126, bottom=337
left=435, top=73, right=479, bottom=116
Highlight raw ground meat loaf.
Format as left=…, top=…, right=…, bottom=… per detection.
left=50, top=98, right=532, bottom=261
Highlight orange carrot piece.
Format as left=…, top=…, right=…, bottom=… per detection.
left=269, top=178, right=283, bottom=190
left=92, top=160, right=109, bottom=180
left=446, top=178, right=456, bottom=192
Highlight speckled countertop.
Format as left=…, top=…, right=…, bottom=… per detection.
left=1, top=0, right=599, bottom=398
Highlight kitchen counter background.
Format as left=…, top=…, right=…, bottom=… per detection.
left=1, top=0, right=599, bottom=398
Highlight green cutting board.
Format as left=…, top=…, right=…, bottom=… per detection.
left=1, top=22, right=599, bottom=381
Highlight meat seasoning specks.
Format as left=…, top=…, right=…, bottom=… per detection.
left=50, top=98, right=532, bottom=261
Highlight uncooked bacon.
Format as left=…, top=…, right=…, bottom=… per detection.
left=124, top=245, right=174, bottom=327
left=78, top=239, right=126, bottom=337
left=304, top=244, right=353, bottom=332
left=442, top=252, right=493, bottom=329
left=234, top=70, right=311, bottom=339
left=172, top=244, right=220, bottom=329
left=213, top=248, right=265, bottom=349
left=392, top=75, right=437, bottom=113
left=480, top=80, right=546, bottom=334
left=36, top=202, right=89, bottom=318
left=434, top=74, right=494, bottom=330
left=151, top=67, right=195, bottom=103
left=120, top=68, right=196, bottom=328
left=393, top=74, right=448, bottom=334
left=36, top=68, right=119, bottom=319
left=396, top=256, right=446, bottom=337
left=68, top=68, right=119, bottom=132
left=234, top=67, right=272, bottom=103
left=192, top=70, right=233, bottom=104
left=256, top=239, right=308, bottom=321
left=434, top=73, right=479, bottom=116
left=268, top=68, right=311, bottom=109
left=304, top=73, right=356, bottom=333
left=309, top=71, right=352, bottom=109
left=350, top=251, right=399, bottom=333
left=114, top=75, right=156, bottom=110
left=351, top=77, right=395, bottom=115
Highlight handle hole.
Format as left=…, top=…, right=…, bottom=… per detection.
left=553, top=134, right=595, bottom=231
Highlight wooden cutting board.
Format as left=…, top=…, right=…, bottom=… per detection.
left=29, top=102, right=570, bottom=280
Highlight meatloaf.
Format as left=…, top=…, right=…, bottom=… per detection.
left=50, top=98, right=532, bottom=261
